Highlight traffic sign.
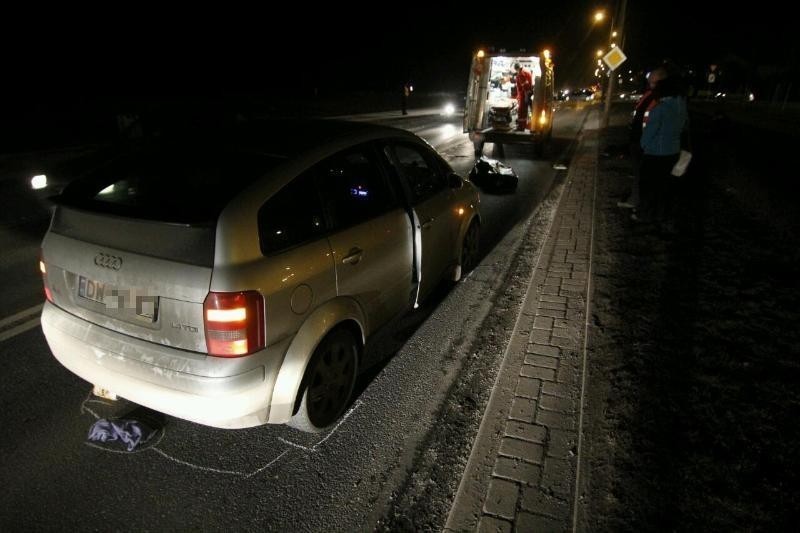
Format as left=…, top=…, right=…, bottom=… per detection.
left=602, top=47, right=627, bottom=71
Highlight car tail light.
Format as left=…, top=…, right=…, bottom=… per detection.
left=203, top=291, right=265, bottom=357
left=40, top=255, right=53, bottom=303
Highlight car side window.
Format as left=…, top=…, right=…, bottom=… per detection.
left=258, top=170, right=326, bottom=255
left=317, top=147, right=398, bottom=229
left=390, top=143, right=448, bottom=204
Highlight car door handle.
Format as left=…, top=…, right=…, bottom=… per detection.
left=342, top=248, right=363, bottom=265
left=421, top=217, right=435, bottom=230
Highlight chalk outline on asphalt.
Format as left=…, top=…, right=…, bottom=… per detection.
left=277, top=399, right=363, bottom=452
left=79, top=393, right=362, bottom=478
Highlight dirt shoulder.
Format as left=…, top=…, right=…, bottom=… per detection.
left=579, top=106, right=800, bottom=531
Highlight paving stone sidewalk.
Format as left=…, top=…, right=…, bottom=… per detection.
left=447, top=114, right=601, bottom=533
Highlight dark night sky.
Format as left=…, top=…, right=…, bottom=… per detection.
left=2, top=2, right=796, bottom=108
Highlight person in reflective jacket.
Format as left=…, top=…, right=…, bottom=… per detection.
left=513, top=63, right=533, bottom=131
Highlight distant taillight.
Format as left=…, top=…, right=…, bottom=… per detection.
left=203, top=291, right=265, bottom=357
left=40, top=256, right=53, bottom=303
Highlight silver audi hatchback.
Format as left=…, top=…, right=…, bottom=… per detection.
left=40, top=119, right=481, bottom=432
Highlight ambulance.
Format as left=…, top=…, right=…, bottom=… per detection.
left=464, top=48, right=555, bottom=157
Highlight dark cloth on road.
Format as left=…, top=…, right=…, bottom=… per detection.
left=87, top=418, right=157, bottom=452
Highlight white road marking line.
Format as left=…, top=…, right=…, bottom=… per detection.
left=0, top=303, right=43, bottom=329
left=0, top=317, right=41, bottom=342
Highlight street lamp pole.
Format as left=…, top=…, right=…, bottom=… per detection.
left=602, top=0, right=627, bottom=127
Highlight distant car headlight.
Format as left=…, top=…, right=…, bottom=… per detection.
left=31, top=174, right=47, bottom=190
left=443, top=103, right=455, bottom=116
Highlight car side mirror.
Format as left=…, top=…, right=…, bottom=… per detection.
left=448, top=173, right=463, bottom=189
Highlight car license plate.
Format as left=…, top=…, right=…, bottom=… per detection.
left=78, top=276, right=158, bottom=322
left=79, top=276, right=107, bottom=304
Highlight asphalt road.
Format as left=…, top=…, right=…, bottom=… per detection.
left=0, top=103, right=591, bottom=530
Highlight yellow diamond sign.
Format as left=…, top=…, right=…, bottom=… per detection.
left=602, top=47, right=627, bottom=71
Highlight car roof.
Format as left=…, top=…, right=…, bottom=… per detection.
left=143, top=118, right=417, bottom=159
left=56, top=118, right=428, bottom=225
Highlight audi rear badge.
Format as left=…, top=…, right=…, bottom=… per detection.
left=94, top=253, right=123, bottom=271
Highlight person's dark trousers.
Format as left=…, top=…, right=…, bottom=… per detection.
left=516, top=94, right=530, bottom=130
left=639, top=153, right=680, bottom=223
left=625, top=142, right=643, bottom=206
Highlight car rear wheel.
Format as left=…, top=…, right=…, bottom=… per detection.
left=289, top=328, right=358, bottom=433
left=461, top=220, right=480, bottom=277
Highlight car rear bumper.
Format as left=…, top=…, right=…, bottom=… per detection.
left=41, top=301, right=287, bottom=429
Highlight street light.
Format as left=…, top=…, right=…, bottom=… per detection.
left=591, top=11, right=610, bottom=89
left=592, top=2, right=628, bottom=126
left=592, top=9, right=610, bottom=33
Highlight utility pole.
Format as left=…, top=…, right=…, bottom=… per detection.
left=603, top=0, right=627, bottom=127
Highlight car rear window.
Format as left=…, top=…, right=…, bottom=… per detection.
left=58, top=145, right=284, bottom=224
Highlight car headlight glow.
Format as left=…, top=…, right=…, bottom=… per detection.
left=31, top=174, right=47, bottom=190
left=443, top=103, right=455, bottom=116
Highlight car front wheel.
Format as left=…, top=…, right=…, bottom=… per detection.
left=461, top=220, right=480, bottom=277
